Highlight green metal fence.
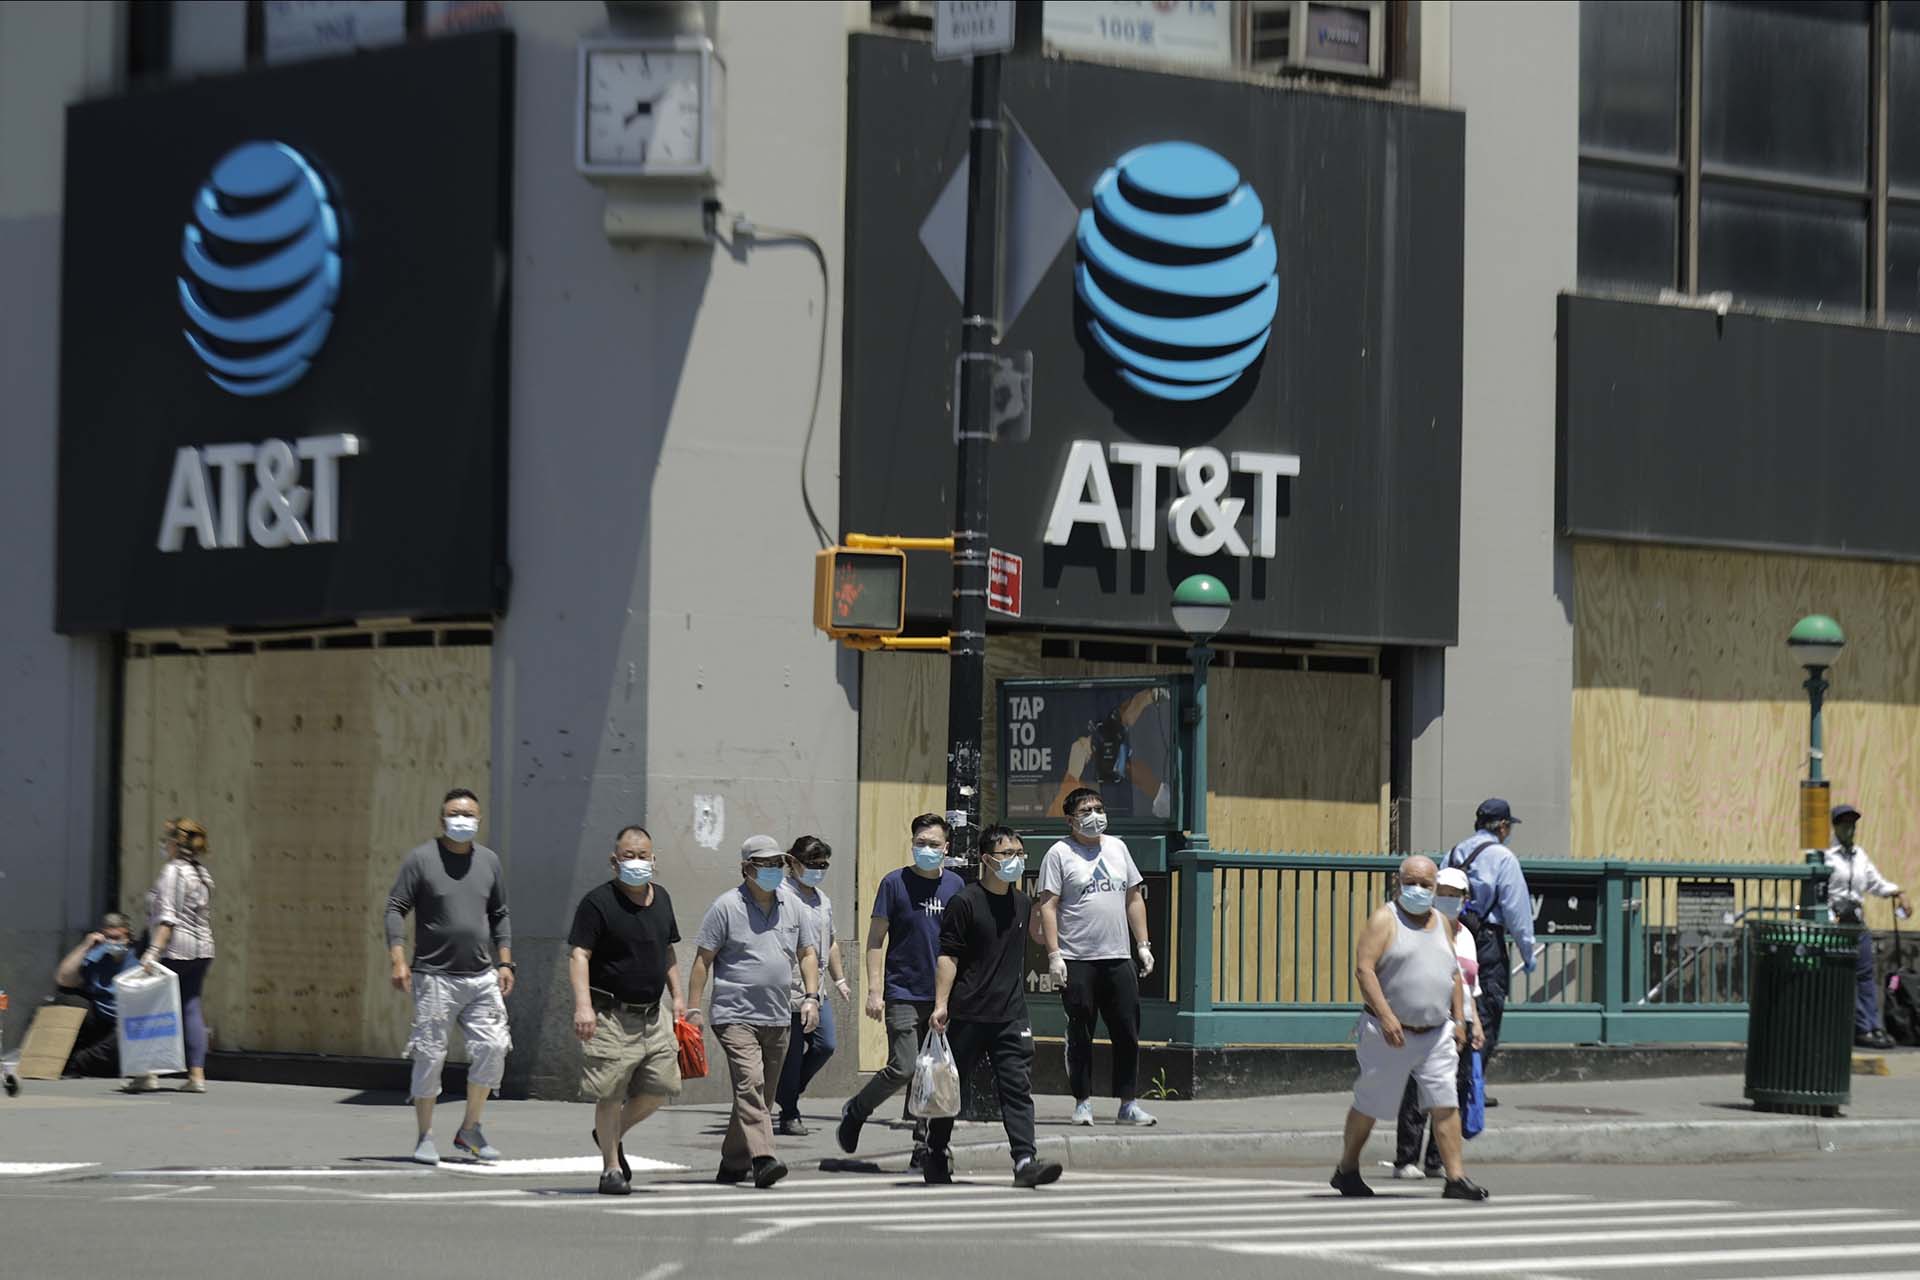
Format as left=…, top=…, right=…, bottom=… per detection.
left=1162, top=850, right=1829, bottom=1048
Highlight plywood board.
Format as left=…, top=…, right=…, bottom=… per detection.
left=1572, top=542, right=1920, bottom=927
left=17, top=1006, right=88, bottom=1080
left=119, top=645, right=491, bottom=1060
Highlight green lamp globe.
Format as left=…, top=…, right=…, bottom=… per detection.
left=1787, top=614, right=1845, bottom=670
left=1172, top=574, right=1233, bottom=640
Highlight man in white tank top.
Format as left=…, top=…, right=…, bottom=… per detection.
left=1330, top=855, right=1491, bottom=1202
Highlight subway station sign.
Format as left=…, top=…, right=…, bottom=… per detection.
left=841, top=36, right=1465, bottom=646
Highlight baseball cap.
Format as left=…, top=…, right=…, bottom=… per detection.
left=1832, top=804, right=1863, bottom=824
left=1475, top=798, right=1521, bottom=826
left=739, top=834, right=782, bottom=862
left=1437, top=867, right=1470, bottom=892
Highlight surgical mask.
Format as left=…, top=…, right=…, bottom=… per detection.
left=1075, top=811, right=1108, bottom=838
left=912, top=845, right=946, bottom=872
left=1434, top=896, right=1463, bottom=920
left=992, top=856, right=1026, bottom=883
left=617, top=859, right=653, bottom=887
left=443, top=815, right=479, bottom=842
left=1399, top=884, right=1435, bottom=914
left=799, top=867, right=828, bottom=887
left=101, top=940, right=129, bottom=955
left=753, top=866, right=785, bottom=892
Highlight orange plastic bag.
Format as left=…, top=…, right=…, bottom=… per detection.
left=675, top=1016, right=708, bottom=1080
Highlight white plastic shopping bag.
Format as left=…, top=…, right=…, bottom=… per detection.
left=907, top=1027, right=961, bottom=1119
left=114, top=967, right=186, bottom=1077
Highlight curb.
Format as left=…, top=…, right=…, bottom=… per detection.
left=929, top=1117, right=1920, bottom=1175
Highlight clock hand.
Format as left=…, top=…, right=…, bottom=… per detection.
left=623, top=97, right=657, bottom=129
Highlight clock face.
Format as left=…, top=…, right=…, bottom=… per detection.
left=584, top=49, right=703, bottom=170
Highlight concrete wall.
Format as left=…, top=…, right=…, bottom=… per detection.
left=491, top=0, right=857, bottom=1100
left=0, top=1, right=122, bottom=1049
left=1431, top=1, right=1579, bottom=854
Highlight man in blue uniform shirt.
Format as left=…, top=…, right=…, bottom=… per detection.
left=1445, top=799, right=1537, bottom=1101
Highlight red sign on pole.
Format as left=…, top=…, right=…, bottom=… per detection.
left=988, top=547, right=1022, bottom=618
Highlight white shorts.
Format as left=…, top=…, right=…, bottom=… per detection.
left=407, top=971, right=512, bottom=1097
left=1352, top=1013, right=1459, bottom=1121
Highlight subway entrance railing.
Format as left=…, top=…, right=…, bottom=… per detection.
left=1020, top=844, right=1830, bottom=1048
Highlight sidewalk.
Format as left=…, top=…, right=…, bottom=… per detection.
left=3, top=1052, right=1916, bottom=1179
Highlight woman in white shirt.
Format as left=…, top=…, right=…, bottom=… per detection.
left=134, top=818, right=216, bottom=1094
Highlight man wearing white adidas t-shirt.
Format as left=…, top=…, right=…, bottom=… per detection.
left=1035, top=786, right=1156, bottom=1127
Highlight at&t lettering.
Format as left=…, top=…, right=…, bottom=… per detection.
left=158, top=433, right=360, bottom=552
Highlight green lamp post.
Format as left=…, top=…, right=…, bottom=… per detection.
left=1788, top=614, right=1845, bottom=917
left=1172, top=574, right=1232, bottom=852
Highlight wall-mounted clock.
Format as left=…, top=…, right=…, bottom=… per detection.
left=576, top=36, right=724, bottom=182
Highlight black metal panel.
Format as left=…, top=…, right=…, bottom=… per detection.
left=56, top=31, right=514, bottom=633
left=842, top=34, right=1465, bottom=647
left=1559, top=294, right=1920, bottom=562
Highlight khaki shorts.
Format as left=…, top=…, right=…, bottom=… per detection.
left=580, top=1001, right=682, bottom=1102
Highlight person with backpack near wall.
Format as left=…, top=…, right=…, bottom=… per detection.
left=1825, top=805, right=1911, bottom=1051
left=1446, top=799, right=1537, bottom=1104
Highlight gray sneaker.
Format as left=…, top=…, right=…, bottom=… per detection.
left=454, top=1124, right=501, bottom=1162
left=1116, top=1101, right=1157, bottom=1126
left=412, top=1135, right=440, bottom=1166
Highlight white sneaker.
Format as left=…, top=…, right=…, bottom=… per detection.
left=413, top=1135, right=440, bottom=1166
left=126, top=1073, right=160, bottom=1094
left=1392, top=1163, right=1430, bottom=1179
left=1070, top=1100, right=1095, bottom=1126
left=1117, top=1101, right=1157, bottom=1126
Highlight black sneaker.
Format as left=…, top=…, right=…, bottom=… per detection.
left=1329, top=1166, right=1374, bottom=1198
left=1013, top=1159, right=1062, bottom=1189
left=597, top=1169, right=631, bottom=1196
left=592, top=1128, right=630, bottom=1182
left=716, top=1165, right=750, bottom=1185
left=752, top=1157, right=789, bottom=1190
left=775, top=1115, right=809, bottom=1137
left=1442, top=1176, right=1491, bottom=1202
left=836, top=1103, right=863, bottom=1155
left=921, top=1151, right=953, bottom=1185
left=1483, top=1095, right=1500, bottom=1108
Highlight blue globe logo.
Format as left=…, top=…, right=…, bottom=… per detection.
left=178, top=141, right=340, bottom=397
left=1076, top=141, right=1278, bottom=401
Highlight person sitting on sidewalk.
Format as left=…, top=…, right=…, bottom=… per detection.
left=923, top=825, right=1064, bottom=1189
left=569, top=825, right=684, bottom=1196
left=1391, top=866, right=1484, bottom=1178
left=51, top=913, right=138, bottom=1077
left=687, top=835, right=821, bottom=1189
left=1332, top=855, right=1489, bottom=1202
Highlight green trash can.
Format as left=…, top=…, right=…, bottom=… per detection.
left=1743, top=918, right=1858, bottom=1116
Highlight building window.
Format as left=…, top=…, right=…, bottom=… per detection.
left=130, top=2, right=497, bottom=84
left=1580, top=0, right=1915, bottom=326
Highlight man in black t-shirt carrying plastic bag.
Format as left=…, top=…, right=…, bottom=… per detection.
left=567, top=824, right=686, bottom=1196
left=922, top=824, right=1065, bottom=1190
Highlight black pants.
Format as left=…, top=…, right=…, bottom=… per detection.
left=1064, top=957, right=1140, bottom=1102
left=1474, top=925, right=1509, bottom=1068
left=1393, top=1037, right=1472, bottom=1170
left=926, top=1018, right=1037, bottom=1165
left=52, top=992, right=120, bottom=1077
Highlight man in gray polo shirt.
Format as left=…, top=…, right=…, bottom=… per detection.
left=687, top=835, right=821, bottom=1189
left=384, top=787, right=514, bottom=1166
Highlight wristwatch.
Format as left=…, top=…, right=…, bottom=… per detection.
left=801, top=992, right=820, bottom=1003
left=496, top=961, right=518, bottom=972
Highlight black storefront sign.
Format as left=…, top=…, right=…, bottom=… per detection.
left=842, top=34, right=1465, bottom=646
left=1528, top=875, right=1600, bottom=939
left=56, top=32, right=514, bottom=633
left=1000, top=677, right=1182, bottom=828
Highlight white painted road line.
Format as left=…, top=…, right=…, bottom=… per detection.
left=635, top=1265, right=683, bottom=1280
left=1371, top=1241, right=1920, bottom=1275
left=443, top=1156, right=688, bottom=1176
left=113, top=1167, right=427, bottom=1179
left=0, top=1162, right=97, bottom=1176
left=602, top=1184, right=1404, bottom=1221
left=1245, top=1216, right=1910, bottom=1255
left=1036, top=1200, right=1760, bottom=1241
left=110, top=1184, right=213, bottom=1202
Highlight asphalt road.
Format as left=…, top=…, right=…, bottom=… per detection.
left=1, top=1151, right=1915, bottom=1279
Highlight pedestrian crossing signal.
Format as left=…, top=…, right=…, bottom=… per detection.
left=813, top=546, right=905, bottom=639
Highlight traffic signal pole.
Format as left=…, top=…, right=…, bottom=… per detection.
left=945, top=50, right=1004, bottom=866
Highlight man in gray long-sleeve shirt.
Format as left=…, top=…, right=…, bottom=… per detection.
left=383, top=786, right=514, bottom=1166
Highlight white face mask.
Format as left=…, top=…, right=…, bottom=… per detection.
left=443, top=815, right=480, bottom=842
left=799, top=867, right=828, bottom=887
left=617, top=858, right=653, bottom=887
left=1435, top=896, right=1463, bottom=920
left=1075, top=811, right=1108, bottom=838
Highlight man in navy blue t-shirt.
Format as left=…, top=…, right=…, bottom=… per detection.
left=837, top=812, right=963, bottom=1162
left=52, top=912, right=139, bottom=1076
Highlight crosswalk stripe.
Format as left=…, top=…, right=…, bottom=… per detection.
left=1714, top=1272, right=1920, bottom=1280
left=1226, top=1217, right=1906, bottom=1257
left=1039, top=1200, right=1780, bottom=1241
left=1361, top=1240, right=1920, bottom=1275
left=1050, top=1205, right=1867, bottom=1245
left=602, top=1185, right=1349, bottom=1220
left=540, top=1177, right=1290, bottom=1215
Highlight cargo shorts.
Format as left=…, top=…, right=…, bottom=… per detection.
left=580, top=999, right=682, bottom=1102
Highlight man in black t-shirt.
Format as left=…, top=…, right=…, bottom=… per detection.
left=568, top=825, right=685, bottom=1196
left=924, top=825, right=1064, bottom=1189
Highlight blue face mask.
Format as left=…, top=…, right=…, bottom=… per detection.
left=993, top=855, right=1026, bottom=883
left=617, top=858, right=653, bottom=887
left=799, top=867, right=827, bottom=887
left=912, top=845, right=945, bottom=872
left=753, top=866, right=785, bottom=892
left=1399, top=884, right=1436, bottom=914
